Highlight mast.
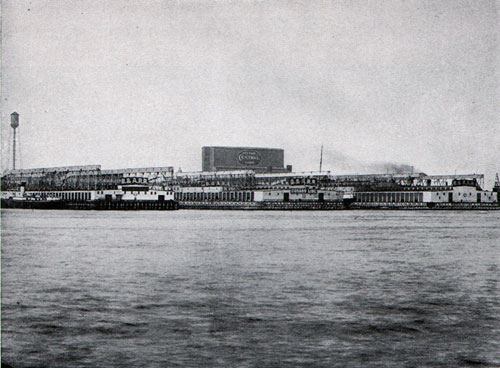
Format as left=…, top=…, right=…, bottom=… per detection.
left=319, top=145, right=323, bottom=173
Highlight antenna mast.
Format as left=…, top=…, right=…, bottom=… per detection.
left=319, top=145, right=323, bottom=173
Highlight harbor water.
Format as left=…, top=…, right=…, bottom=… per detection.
left=2, top=209, right=499, bottom=367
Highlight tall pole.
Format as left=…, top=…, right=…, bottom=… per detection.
left=319, top=145, right=323, bottom=173
left=12, top=129, right=16, bottom=170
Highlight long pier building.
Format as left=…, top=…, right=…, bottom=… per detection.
left=1, top=147, right=498, bottom=210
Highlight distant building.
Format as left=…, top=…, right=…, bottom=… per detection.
left=202, top=146, right=291, bottom=173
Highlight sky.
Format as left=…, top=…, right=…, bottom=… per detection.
left=2, top=0, right=499, bottom=187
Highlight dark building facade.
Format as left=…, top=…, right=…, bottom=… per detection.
left=202, top=146, right=290, bottom=173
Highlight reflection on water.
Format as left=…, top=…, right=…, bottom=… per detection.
left=2, top=209, right=500, bottom=367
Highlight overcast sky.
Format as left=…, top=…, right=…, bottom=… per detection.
left=2, top=0, right=499, bottom=186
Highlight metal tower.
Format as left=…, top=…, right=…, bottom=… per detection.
left=10, top=112, right=19, bottom=170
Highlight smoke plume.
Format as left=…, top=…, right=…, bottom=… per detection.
left=323, top=150, right=420, bottom=175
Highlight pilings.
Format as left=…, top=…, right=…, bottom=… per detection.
left=0, top=199, right=178, bottom=210
left=178, top=200, right=500, bottom=210
left=178, top=201, right=345, bottom=210
left=66, top=200, right=178, bottom=210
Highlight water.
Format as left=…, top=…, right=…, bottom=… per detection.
left=2, top=209, right=499, bottom=367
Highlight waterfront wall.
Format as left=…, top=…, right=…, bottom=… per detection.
left=179, top=201, right=345, bottom=210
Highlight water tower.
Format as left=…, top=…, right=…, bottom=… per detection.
left=10, top=112, right=19, bottom=170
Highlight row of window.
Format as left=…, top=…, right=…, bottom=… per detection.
left=96, top=190, right=173, bottom=195
left=355, top=192, right=424, bottom=203
left=175, top=191, right=254, bottom=202
left=30, top=192, right=92, bottom=201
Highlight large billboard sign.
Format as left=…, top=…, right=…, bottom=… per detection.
left=202, top=146, right=285, bottom=172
